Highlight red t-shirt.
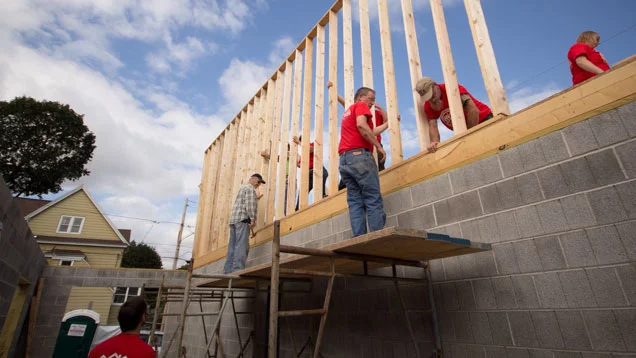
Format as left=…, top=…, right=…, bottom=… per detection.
left=424, top=84, right=492, bottom=131
left=89, top=333, right=156, bottom=358
left=297, top=142, right=315, bottom=169
left=568, top=43, right=610, bottom=85
left=374, top=109, right=384, bottom=143
left=338, top=102, right=374, bottom=154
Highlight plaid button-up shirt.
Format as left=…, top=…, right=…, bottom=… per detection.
left=229, top=184, right=258, bottom=225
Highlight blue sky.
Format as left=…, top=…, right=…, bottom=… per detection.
left=1, top=0, right=634, bottom=266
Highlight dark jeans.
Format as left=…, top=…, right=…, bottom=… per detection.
left=296, top=167, right=329, bottom=211
left=223, top=221, right=250, bottom=273
left=339, top=149, right=386, bottom=237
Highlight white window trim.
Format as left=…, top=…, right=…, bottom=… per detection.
left=112, top=287, right=142, bottom=306
left=59, top=259, right=74, bottom=266
left=56, top=215, right=86, bottom=234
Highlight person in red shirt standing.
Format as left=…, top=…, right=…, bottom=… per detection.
left=338, top=86, right=387, bottom=237
left=89, top=296, right=156, bottom=358
left=293, top=134, right=328, bottom=211
left=568, top=31, right=610, bottom=86
left=415, top=77, right=493, bottom=153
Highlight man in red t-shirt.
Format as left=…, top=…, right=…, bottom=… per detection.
left=89, top=297, right=156, bottom=358
left=415, top=77, right=493, bottom=153
left=338, top=86, right=386, bottom=237
left=293, top=134, right=328, bottom=210
left=567, top=31, right=610, bottom=85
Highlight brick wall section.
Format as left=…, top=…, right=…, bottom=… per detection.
left=178, top=101, right=636, bottom=357
left=28, top=267, right=186, bottom=357
left=0, top=177, right=46, bottom=357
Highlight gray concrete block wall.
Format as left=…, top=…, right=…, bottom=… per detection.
left=178, top=101, right=636, bottom=357
left=28, top=267, right=186, bottom=357
left=0, top=177, right=46, bottom=357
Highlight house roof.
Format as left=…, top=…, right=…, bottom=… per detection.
left=25, top=186, right=130, bottom=246
left=118, top=229, right=131, bottom=242
left=14, top=197, right=50, bottom=217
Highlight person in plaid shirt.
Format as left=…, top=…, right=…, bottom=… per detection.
left=223, top=173, right=266, bottom=273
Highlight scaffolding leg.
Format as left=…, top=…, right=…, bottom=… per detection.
left=313, top=257, right=335, bottom=358
left=392, top=265, right=421, bottom=358
left=231, top=292, right=245, bottom=357
left=202, top=279, right=234, bottom=358
left=177, top=268, right=193, bottom=357
left=149, top=274, right=164, bottom=350
left=268, top=221, right=281, bottom=358
left=425, top=262, right=442, bottom=358
left=200, top=299, right=212, bottom=358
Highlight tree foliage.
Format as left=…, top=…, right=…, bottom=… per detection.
left=0, top=96, right=96, bottom=197
left=121, top=241, right=163, bottom=269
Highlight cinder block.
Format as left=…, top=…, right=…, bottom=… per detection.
left=529, top=350, right=556, bottom=358
left=534, top=272, right=568, bottom=308
left=582, top=310, right=626, bottom=352
left=511, top=275, right=540, bottom=308
left=479, top=184, right=503, bottom=214
left=331, top=212, right=350, bottom=233
left=474, top=251, right=499, bottom=278
left=615, top=264, right=636, bottom=304
left=461, top=218, right=484, bottom=242
left=440, top=282, right=459, bottom=311
left=385, top=215, right=398, bottom=228
left=539, top=131, right=570, bottom=164
left=496, top=178, right=524, bottom=209
left=383, top=189, right=413, bottom=216
left=553, top=352, right=582, bottom=358
left=560, top=158, right=598, bottom=193
left=537, top=165, right=571, bottom=200
left=455, top=281, right=476, bottom=310
left=562, top=120, right=599, bottom=156
left=560, top=230, right=598, bottom=267
left=556, top=310, right=592, bottom=350
left=492, top=276, right=518, bottom=309
left=458, top=253, right=479, bottom=279
left=514, top=206, right=546, bottom=238
left=472, top=279, right=497, bottom=309
left=514, top=240, right=543, bottom=273
left=588, top=110, right=630, bottom=147
left=614, top=309, right=636, bottom=351
left=443, top=256, right=462, bottom=281
left=434, top=191, right=482, bottom=226
left=558, top=270, right=596, bottom=308
left=469, top=312, right=493, bottom=344
left=451, top=312, right=474, bottom=342
left=449, top=155, right=503, bottom=194
left=615, top=141, right=636, bottom=179
left=487, top=312, right=514, bottom=346
left=518, top=140, right=549, bottom=172
left=517, top=173, right=545, bottom=204
left=396, top=205, right=436, bottom=231
left=559, top=194, right=596, bottom=230
left=484, top=346, right=506, bottom=358
left=531, top=311, right=565, bottom=348
left=506, top=348, right=530, bottom=358
left=492, top=243, right=521, bottom=275
left=615, top=181, right=636, bottom=219
left=586, top=149, right=626, bottom=186
left=616, top=101, right=636, bottom=138
left=586, top=186, right=628, bottom=225
left=495, top=211, right=521, bottom=241
left=499, top=147, right=525, bottom=178
left=586, top=267, right=628, bottom=307
left=410, top=173, right=452, bottom=206
left=586, top=225, right=629, bottom=265
left=535, top=236, right=567, bottom=270
left=508, top=311, right=539, bottom=347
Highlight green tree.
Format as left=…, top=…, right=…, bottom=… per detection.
left=121, top=241, right=163, bottom=269
left=0, top=96, right=96, bottom=197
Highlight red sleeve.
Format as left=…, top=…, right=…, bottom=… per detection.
left=374, top=109, right=384, bottom=125
left=568, top=43, right=590, bottom=63
left=457, top=84, right=470, bottom=96
left=424, top=102, right=437, bottom=121
left=354, top=102, right=372, bottom=119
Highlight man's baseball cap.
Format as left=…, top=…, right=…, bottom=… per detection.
left=251, top=173, right=266, bottom=184
left=415, top=77, right=435, bottom=102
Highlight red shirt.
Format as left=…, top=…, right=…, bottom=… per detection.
left=568, top=43, right=610, bottom=85
left=297, top=142, right=315, bottom=169
left=338, top=102, right=374, bottom=154
left=374, top=109, right=384, bottom=143
left=89, top=333, right=156, bottom=358
left=424, top=84, right=492, bottom=131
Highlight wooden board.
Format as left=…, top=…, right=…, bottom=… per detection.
left=198, top=227, right=489, bottom=288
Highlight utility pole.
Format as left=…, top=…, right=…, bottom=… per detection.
left=172, top=197, right=188, bottom=270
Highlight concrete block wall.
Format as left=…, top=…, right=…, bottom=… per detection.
left=0, top=177, right=46, bottom=357
left=29, top=266, right=186, bottom=357
left=179, top=101, right=636, bottom=357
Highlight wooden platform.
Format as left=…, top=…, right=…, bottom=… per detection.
left=198, top=227, right=490, bottom=288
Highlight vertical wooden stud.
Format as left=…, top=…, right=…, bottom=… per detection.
left=313, top=25, right=326, bottom=200
left=276, top=60, right=294, bottom=219
left=299, top=37, right=314, bottom=209
left=267, top=73, right=285, bottom=223
left=343, top=0, right=354, bottom=106
left=287, top=51, right=303, bottom=215
left=328, top=10, right=340, bottom=194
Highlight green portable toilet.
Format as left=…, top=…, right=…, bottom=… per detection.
left=52, top=310, right=100, bottom=358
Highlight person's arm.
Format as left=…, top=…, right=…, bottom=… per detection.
left=326, top=81, right=346, bottom=107
left=246, top=187, right=257, bottom=228
left=371, top=103, right=393, bottom=135
left=260, top=149, right=271, bottom=160
left=356, top=115, right=386, bottom=162
left=417, top=100, right=440, bottom=153
left=575, top=56, right=605, bottom=75
left=461, top=94, right=480, bottom=129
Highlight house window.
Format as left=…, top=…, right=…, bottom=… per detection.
left=60, top=260, right=74, bottom=266
left=57, top=216, right=85, bottom=234
left=113, top=287, right=141, bottom=305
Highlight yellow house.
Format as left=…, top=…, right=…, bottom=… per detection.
left=17, top=186, right=130, bottom=268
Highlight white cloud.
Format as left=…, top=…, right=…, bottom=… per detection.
left=508, top=82, right=563, bottom=113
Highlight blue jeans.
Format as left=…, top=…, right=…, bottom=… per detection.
left=339, top=149, right=386, bottom=237
left=223, top=222, right=250, bottom=273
